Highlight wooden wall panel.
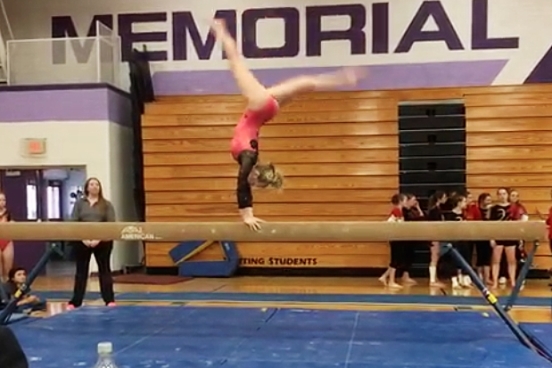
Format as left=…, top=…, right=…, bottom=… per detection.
left=143, top=92, right=398, bottom=268
left=143, top=84, right=552, bottom=270
left=144, top=149, right=398, bottom=166
left=144, top=163, right=398, bottom=179
left=142, top=109, right=396, bottom=126
left=143, top=136, right=396, bottom=153
left=146, top=242, right=389, bottom=269
left=145, top=189, right=393, bottom=204
left=465, top=87, right=552, bottom=269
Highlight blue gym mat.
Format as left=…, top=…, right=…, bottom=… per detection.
left=10, top=306, right=551, bottom=368
left=521, top=323, right=552, bottom=360
left=34, top=290, right=552, bottom=307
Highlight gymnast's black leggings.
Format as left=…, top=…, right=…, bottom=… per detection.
left=455, top=242, right=473, bottom=275
left=389, top=241, right=404, bottom=270
left=389, top=241, right=415, bottom=276
left=475, top=241, right=492, bottom=267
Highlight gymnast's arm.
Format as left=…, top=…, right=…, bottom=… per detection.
left=236, top=151, right=256, bottom=220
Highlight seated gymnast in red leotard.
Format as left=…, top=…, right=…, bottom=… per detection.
left=210, top=20, right=367, bottom=231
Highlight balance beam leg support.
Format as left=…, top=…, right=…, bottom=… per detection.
left=0, top=244, right=58, bottom=325
left=505, top=241, right=539, bottom=312
left=442, top=244, right=537, bottom=352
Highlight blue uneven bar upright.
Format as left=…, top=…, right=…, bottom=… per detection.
left=441, top=243, right=550, bottom=360
left=504, top=241, right=539, bottom=312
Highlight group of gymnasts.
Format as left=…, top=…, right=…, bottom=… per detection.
left=379, top=188, right=552, bottom=290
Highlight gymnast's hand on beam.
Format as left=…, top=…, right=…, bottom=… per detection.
left=243, top=216, right=265, bottom=232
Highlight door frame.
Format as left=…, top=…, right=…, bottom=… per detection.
left=0, top=166, right=87, bottom=264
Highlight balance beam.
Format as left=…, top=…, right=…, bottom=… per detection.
left=0, top=221, right=545, bottom=242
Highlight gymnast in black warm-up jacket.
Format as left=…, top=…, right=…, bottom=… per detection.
left=400, top=194, right=425, bottom=285
left=442, top=194, right=472, bottom=289
left=379, top=193, right=407, bottom=289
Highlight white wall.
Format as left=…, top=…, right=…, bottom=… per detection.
left=0, top=120, right=138, bottom=272
left=0, top=121, right=109, bottom=171
left=4, top=0, right=552, bottom=87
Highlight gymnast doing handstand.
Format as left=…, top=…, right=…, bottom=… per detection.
left=210, top=19, right=367, bottom=231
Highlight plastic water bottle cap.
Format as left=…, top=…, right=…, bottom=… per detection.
left=97, top=342, right=113, bottom=354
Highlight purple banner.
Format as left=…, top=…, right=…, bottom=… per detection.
left=153, top=60, right=507, bottom=95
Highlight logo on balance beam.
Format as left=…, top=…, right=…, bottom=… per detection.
left=169, top=240, right=239, bottom=277
left=121, top=226, right=160, bottom=241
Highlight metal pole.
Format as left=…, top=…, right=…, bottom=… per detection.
left=0, top=244, right=61, bottom=325
left=441, top=243, right=537, bottom=352
left=96, top=29, right=101, bottom=83
left=505, top=241, right=538, bottom=312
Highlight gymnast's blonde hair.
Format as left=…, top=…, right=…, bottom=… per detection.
left=255, top=163, right=284, bottom=189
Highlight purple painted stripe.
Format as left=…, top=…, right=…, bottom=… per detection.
left=153, top=60, right=508, bottom=95
left=0, top=85, right=131, bottom=126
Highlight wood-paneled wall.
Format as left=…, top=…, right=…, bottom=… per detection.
left=143, top=92, right=398, bottom=268
left=464, top=85, right=552, bottom=270
left=142, top=84, right=552, bottom=271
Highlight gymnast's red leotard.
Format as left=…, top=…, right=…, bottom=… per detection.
left=0, top=211, right=11, bottom=252
left=231, top=97, right=279, bottom=209
left=230, top=97, right=279, bottom=159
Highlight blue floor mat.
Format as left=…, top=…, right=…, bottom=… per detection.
left=10, top=306, right=551, bottom=368
left=521, top=323, right=552, bottom=360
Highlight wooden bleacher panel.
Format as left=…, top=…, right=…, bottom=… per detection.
left=464, top=87, right=552, bottom=270
left=143, top=91, right=398, bottom=269
left=143, top=84, right=552, bottom=271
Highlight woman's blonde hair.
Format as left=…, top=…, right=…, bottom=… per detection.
left=255, top=163, right=284, bottom=189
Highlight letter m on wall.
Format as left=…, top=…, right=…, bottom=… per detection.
left=51, top=15, right=113, bottom=64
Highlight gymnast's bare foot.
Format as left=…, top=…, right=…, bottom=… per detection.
left=378, top=275, right=388, bottom=286
left=339, top=67, right=368, bottom=86
left=388, top=282, right=403, bottom=289
left=430, top=281, right=445, bottom=288
left=210, top=19, right=228, bottom=39
left=402, top=277, right=417, bottom=285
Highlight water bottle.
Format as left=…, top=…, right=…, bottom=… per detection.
left=93, top=342, right=118, bottom=368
